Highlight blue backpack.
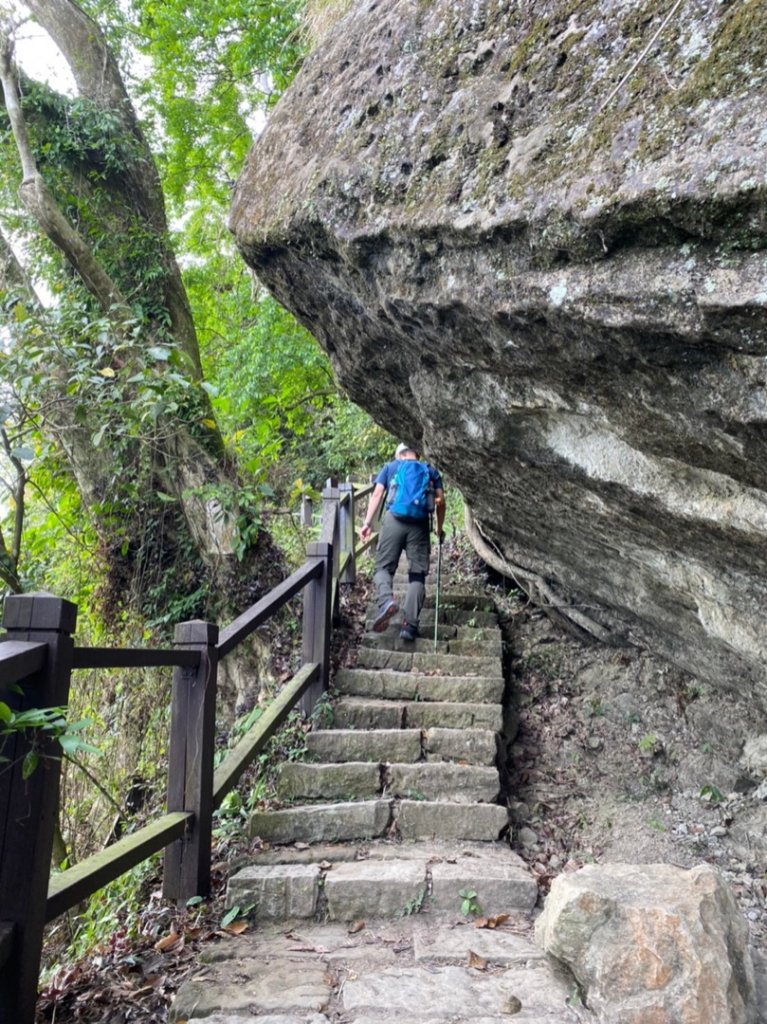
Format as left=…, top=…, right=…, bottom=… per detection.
left=388, top=461, right=434, bottom=520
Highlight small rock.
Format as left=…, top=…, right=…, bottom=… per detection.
left=711, top=826, right=728, bottom=837
left=518, top=827, right=539, bottom=848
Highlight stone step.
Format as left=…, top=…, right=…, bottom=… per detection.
left=355, top=648, right=502, bottom=677
left=305, top=727, right=498, bottom=766
left=248, top=798, right=507, bottom=844
left=362, top=622, right=499, bottom=647
left=368, top=622, right=497, bottom=642
left=366, top=607, right=498, bottom=629
left=369, top=592, right=495, bottom=611
left=332, top=696, right=503, bottom=731
left=306, top=728, right=422, bottom=763
left=275, top=761, right=500, bottom=804
left=334, top=669, right=503, bottom=704
left=169, top=918, right=579, bottom=1024
left=226, top=843, right=537, bottom=921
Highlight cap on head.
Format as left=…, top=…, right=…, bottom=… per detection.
left=395, top=442, right=415, bottom=457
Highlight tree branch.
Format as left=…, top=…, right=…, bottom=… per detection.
left=0, top=32, right=130, bottom=316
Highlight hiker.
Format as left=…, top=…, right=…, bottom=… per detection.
left=359, top=443, right=445, bottom=640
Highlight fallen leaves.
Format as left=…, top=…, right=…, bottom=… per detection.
left=473, top=913, right=509, bottom=930
left=467, top=950, right=488, bottom=971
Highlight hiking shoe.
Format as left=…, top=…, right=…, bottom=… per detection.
left=372, top=599, right=398, bottom=633
left=400, top=621, right=418, bottom=641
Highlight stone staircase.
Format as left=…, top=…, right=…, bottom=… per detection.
left=169, top=563, right=589, bottom=1024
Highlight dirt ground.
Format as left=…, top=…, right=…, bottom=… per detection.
left=494, top=577, right=767, bottom=957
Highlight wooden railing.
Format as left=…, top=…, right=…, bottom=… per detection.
left=0, top=479, right=380, bottom=1023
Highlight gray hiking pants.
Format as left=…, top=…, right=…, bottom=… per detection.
left=373, top=511, right=430, bottom=626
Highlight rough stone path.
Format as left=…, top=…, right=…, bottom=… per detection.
left=170, top=564, right=590, bottom=1023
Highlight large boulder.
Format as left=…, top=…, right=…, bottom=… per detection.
left=535, top=862, right=756, bottom=1023
left=230, top=0, right=767, bottom=702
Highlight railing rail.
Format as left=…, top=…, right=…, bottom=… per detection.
left=0, top=476, right=382, bottom=1023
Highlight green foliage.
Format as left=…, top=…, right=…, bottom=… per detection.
left=0, top=700, right=100, bottom=778
left=402, top=887, right=427, bottom=916
left=459, top=888, right=481, bottom=916
left=699, top=783, right=724, bottom=805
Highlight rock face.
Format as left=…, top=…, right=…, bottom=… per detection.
left=230, top=0, right=767, bottom=701
left=535, top=862, right=756, bottom=1024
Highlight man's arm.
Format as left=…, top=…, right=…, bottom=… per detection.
left=359, top=483, right=386, bottom=542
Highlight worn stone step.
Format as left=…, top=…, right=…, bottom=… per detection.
left=367, top=622, right=496, bottom=642
left=385, top=591, right=496, bottom=611
left=355, top=648, right=502, bottom=677
left=424, top=727, right=499, bottom=765
left=362, top=632, right=502, bottom=657
left=366, top=607, right=498, bottom=629
left=276, top=761, right=499, bottom=804
left=306, top=728, right=422, bottom=763
left=225, top=845, right=537, bottom=922
left=306, top=727, right=497, bottom=766
left=334, top=669, right=503, bottom=704
left=332, top=696, right=503, bottom=731
left=395, top=799, right=508, bottom=841
left=249, top=800, right=391, bottom=844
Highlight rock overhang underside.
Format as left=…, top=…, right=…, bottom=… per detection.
left=230, top=0, right=767, bottom=703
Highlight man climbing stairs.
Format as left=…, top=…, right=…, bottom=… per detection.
left=169, top=560, right=587, bottom=1023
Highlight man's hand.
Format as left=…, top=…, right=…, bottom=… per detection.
left=360, top=522, right=373, bottom=542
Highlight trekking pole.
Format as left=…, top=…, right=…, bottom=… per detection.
left=433, top=535, right=443, bottom=653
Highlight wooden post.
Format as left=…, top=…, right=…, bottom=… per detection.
left=300, top=542, right=332, bottom=717
left=163, top=620, right=218, bottom=902
left=0, top=593, right=76, bottom=1024
left=338, top=482, right=356, bottom=585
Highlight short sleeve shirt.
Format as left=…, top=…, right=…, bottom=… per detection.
left=375, top=460, right=444, bottom=494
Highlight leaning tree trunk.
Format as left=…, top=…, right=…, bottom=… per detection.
left=0, top=3, right=283, bottom=709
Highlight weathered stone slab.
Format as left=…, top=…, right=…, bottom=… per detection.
left=187, top=1017, right=330, bottom=1024
left=249, top=801, right=391, bottom=844
left=383, top=591, right=495, bottom=612
left=332, top=697, right=404, bottom=730
left=335, top=669, right=503, bottom=704
left=362, top=634, right=449, bottom=654
left=276, top=762, right=381, bottom=802
left=226, top=864, right=320, bottom=919
left=429, top=858, right=537, bottom=915
left=324, top=859, right=426, bottom=920
left=169, top=961, right=331, bottom=1021
left=413, top=921, right=544, bottom=966
left=447, top=638, right=504, bottom=658
left=342, top=963, right=575, bottom=1020
left=355, top=649, right=503, bottom=678
left=536, top=862, right=757, bottom=1024
left=366, top=608, right=498, bottom=629
left=387, top=762, right=499, bottom=804
left=396, top=800, right=508, bottom=841
left=306, top=728, right=421, bottom=763
left=404, top=701, right=503, bottom=731
left=424, top=727, right=498, bottom=765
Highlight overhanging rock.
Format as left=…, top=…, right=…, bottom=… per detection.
left=230, top=0, right=767, bottom=702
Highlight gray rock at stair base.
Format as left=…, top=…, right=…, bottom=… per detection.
left=535, top=862, right=757, bottom=1024
left=231, top=0, right=767, bottom=705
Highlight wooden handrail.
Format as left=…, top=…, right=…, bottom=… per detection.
left=0, top=641, right=47, bottom=687
left=72, top=647, right=201, bottom=671
left=46, top=812, right=191, bottom=921
left=1, top=465, right=379, bottom=1022
left=217, top=559, right=322, bottom=659
left=212, top=661, right=320, bottom=808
